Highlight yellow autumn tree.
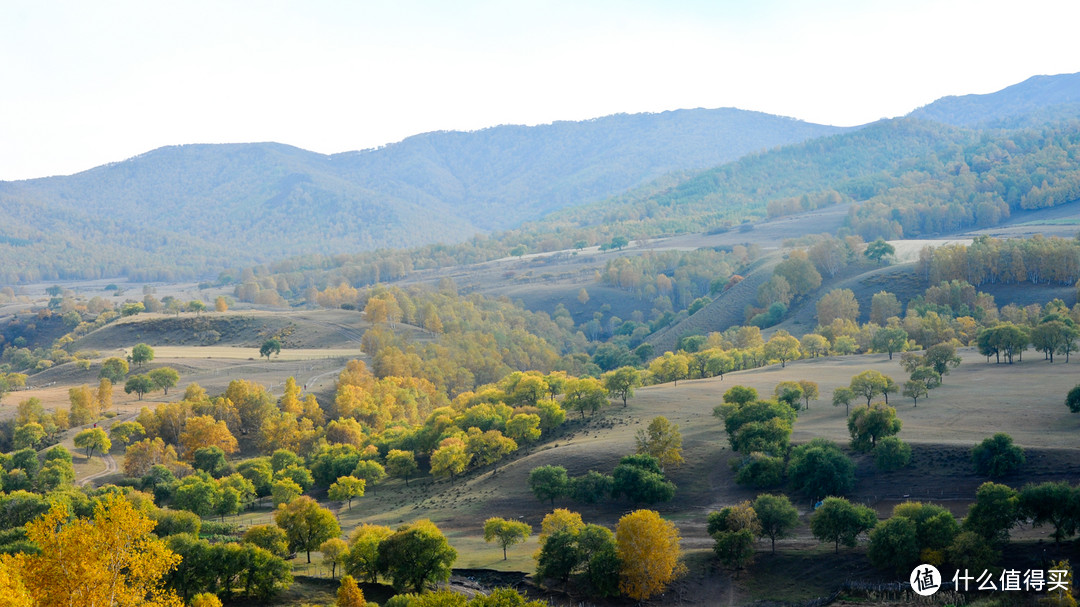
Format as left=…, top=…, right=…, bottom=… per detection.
left=336, top=574, right=366, bottom=607
left=19, top=494, right=182, bottom=606
left=279, top=377, right=303, bottom=415
left=0, top=555, right=33, bottom=607
left=214, top=296, right=228, bottom=313
left=179, top=415, right=239, bottom=458
left=97, top=378, right=113, bottom=413
left=615, top=509, right=685, bottom=601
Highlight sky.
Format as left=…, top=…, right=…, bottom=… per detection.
left=2, top=0, right=1079, bottom=181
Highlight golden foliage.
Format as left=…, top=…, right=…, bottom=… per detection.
left=179, top=415, right=238, bottom=458
left=615, top=509, right=685, bottom=601
left=20, top=494, right=182, bottom=606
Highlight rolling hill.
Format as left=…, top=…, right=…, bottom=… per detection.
left=0, top=109, right=842, bottom=283
left=908, top=71, right=1080, bottom=127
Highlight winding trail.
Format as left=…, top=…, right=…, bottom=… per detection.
left=79, top=452, right=117, bottom=486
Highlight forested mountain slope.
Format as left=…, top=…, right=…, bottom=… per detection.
left=0, top=109, right=841, bottom=283
left=908, top=72, right=1080, bottom=127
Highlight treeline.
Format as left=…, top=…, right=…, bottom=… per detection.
left=920, top=234, right=1080, bottom=287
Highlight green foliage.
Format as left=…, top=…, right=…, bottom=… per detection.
left=946, top=531, right=1000, bottom=573
left=873, top=437, right=912, bottom=471
left=377, top=519, right=457, bottom=593
left=274, top=496, right=341, bottom=563
left=123, top=374, right=154, bottom=400
left=99, top=357, right=129, bottom=382
left=260, top=338, right=282, bottom=361
left=528, top=466, right=570, bottom=506
left=971, top=433, right=1025, bottom=478
left=1067, top=384, right=1080, bottom=413
left=753, top=493, right=799, bottom=553
left=1018, top=481, right=1080, bottom=545
left=130, top=343, right=155, bottom=367
left=788, top=439, right=855, bottom=500
left=611, top=455, right=675, bottom=504
left=715, top=396, right=795, bottom=456
left=570, top=471, right=613, bottom=504
left=867, top=517, right=919, bottom=573
left=847, top=403, right=902, bottom=452
left=483, top=517, right=532, bottom=560
left=810, top=496, right=877, bottom=553
left=963, top=482, right=1020, bottom=544
left=148, top=367, right=180, bottom=395
left=733, top=452, right=785, bottom=489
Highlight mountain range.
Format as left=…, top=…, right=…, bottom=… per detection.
left=2, top=71, right=1080, bottom=283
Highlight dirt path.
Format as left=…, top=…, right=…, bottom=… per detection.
left=80, top=453, right=117, bottom=486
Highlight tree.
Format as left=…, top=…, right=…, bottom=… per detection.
left=376, top=519, right=457, bottom=593
left=320, top=538, right=348, bottom=580
left=849, top=370, right=892, bottom=406
left=615, top=509, right=684, bottom=601
left=274, top=496, right=341, bottom=563
left=18, top=494, right=182, bottom=606
left=505, top=413, right=541, bottom=451
left=963, top=482, right=1020, bottom=544
left=571, top=471, right=614, bottom=504
left=734, top=452, right=785, bottom=489
left=1018, top=482, right=1079, bottom=546
left=328, top=476, right=366, bottom=510
left=634, top=416, right=684, bottom=470
left=797, top=380, right=820, bottom=410
left=190, top=593, right=223, bottom=607
left=344, top=524, right=393, bottom=584
left=753, top=493, right=799, bottom=554
left=534, top=529, right=580, bottom=590
left=810, top=496, right=877, bottom=553
left=764, top=331, right=801, bottom=367
left=787, top=439, right=855, bottom=500
left=529, top=466, right=570, bottom=506
left=1067, top=384, right=1080, bottom=413
left=924, top=343, right=961, bottom=381
left=864, top=238, right=895, bottom=263
left=466, top=429, right=517, bottom=475
left=13, top=423, right=44, bottom=450
left=483, top=517, right=531, bottom=560
left=873, top=436, right=912, bottom=471
left=832, top=387, right=855, bottom=416
left=244, top=524, right=290, bottom=558
left=124, top=374, right=154, bottom=400
left=186, top=300, right=206, bottom=315
left=649, top=351, right=689, bottom=385
left=611, top=455, right=675, bottom=504
left=430, top=439, right=470, bottom=484
left=351, top=460, right=386, bottom=495
left=847, top=403, right=902, bottom=452
left=563, top=377, right=608, bottom=418
left=110, top=421, right=146, bottom=446
left=971, top=433, right=1025, bottom=478
left=260, top=338, right=282, bottom=361
left=602, top=366, right=641, bottom=407
left=902, top=380, right=928, bottom=407
left=870, top=291, right=902, bottom=326
left=148, top=367, right=180, bottom=395
left=722, top=385, right=758, bottom=406
left=335, top=575, right=365, bottom=607
left=99, top=357, right=130, bottom=382
left=180, top=415, right=238, bottom=458
left=73, top=427, right=111, bottom=459
left=816, top=288, right=859, bottom=326
left=867, top=517, right=919, bottom=574
left=872, top=326, right=908, bottom=360
left=386, top=449, right=418, bottom=486
left=215, top=296, right=229, bottom=313
left=131, top=343, right=155, bottom=367
left=192, top=446, right=230, bottom=477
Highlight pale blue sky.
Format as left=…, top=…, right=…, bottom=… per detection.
left=2, top=0, right=1078, bottom=180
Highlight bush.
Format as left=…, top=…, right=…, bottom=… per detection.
left=874, top=437, right=912, bottom=471
left=733, top=452, right=784, bottom=488
left=971, top=433, right=1024, bottom=478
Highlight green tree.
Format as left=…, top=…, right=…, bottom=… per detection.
left=260, top=338, right=282, bottom=361
left=963, top=482, right=1020, bottom=544
left=377, top=519, right=457, bottom=593
left=109, top=421, right=146, bottom=447
left=504, top=413, right=541, bottom=451
left=971, top=433, right=1025, bottom=478
left=131, top=343, right=155, bottom=367
left=832, top=386, right=856, bottom=416
left=571, top=470, right=613, bottom=504
left=483, top=517, right=532, bottom=560
left=148, top=367, right=180, bottom=395
left=708, top=501, right=760, bottom=570
left=810, top=496, right=877, bottom=553
left=529, top=465, right=571, bottom=506
left=946, top=532, right=1000, bottom=576
left=764, top=331, right=801, bottom=367
left=386, top=449, right=418, bottom=487
left=847, top=403, right=902, bottom=452
left=1018, top=481, right=1079, bottom=545
left=535, top=529, right=580, bottom=589
left=73, top=427, right=111, bottom=459
left=271, top=478, right=303, bottom=506
left=924, top=343, right=962, bottom=381
left=465, top=429, right=517, bottom=475
left=787, top=439, right=855, bottom=500
left=872, top=326, right=908, bottom=360
left=602, top=366, right=641, bottom=407
left=901, top=379, right=928, bottom=407
left=753, top=493, right=799, bottom=554
left=611, top=455, right=675, bottom=504
left=243, top=524, right=290, bottom=558
left=124, top=374, right=154, bottom=400
left=634, top=416, right=684, bottom=470
left=864, top=238, right=895, bottom=263
left=274, top=495, right=341, bottom=563
left=99, top=357, right=129, bottom=382
left=734, top=452, right=785, bottom=489
left=1066, top=384, right=1080, bottom=413
left=873, top=436, right=912, bottom=471
left=563, top=377, right=608, bottom=418
left=344, top=524, right=393, bottom=583
left=328, top=476, right=366, bottom=510
left=13, top=423, right=45, bottom=450
left=430, top=439, right=470, bottom=484
left=849, top=369, right=892, bottom=407
left=351, top=460, right=386, bottom=495
left=867, top=516, right=919, bottom=574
